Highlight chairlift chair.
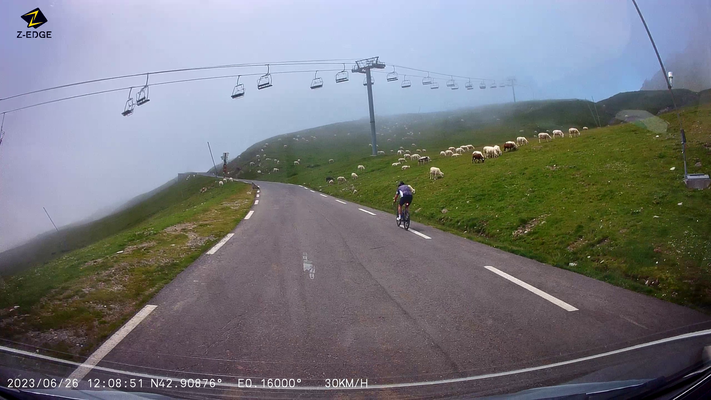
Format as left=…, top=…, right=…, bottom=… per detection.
left=231, top=76, right=245, bottom=98
left=430, top=81, right=440, bottom=89
left=136, top=74, right=150, bottom=106
left=257, top=65, right=273, bottom=90
left=479, top=81, right=486, bottom=89
left=490, top=81, right=497, bottom=89
left=121, top=88, right=135, bottom=116
left=335, top=64, right=349, bottom=83
left=465, top=81, right=474, bottom=90
left=386, top=66, right=398, bottom=82
left=401, top=75, right=412, bottom=88
left=422, top=73, right=433, bottom=85
left=451, top=82, right=459, bottom=90
left=310, top=71, right=324, bottom=89
left=499, top=81, right=506, bottom=88
left=446, top=77, right=456, bottom=88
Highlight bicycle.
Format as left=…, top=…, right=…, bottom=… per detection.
left=395, top=202, right=410, bottom=230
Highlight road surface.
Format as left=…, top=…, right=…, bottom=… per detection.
left=66, top=181, right=711, bottom=397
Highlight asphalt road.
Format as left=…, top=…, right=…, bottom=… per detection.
left=78, top=180, right=711, bottom=398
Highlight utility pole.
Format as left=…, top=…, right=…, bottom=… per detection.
left=352, top=57, right=386, bottom=156
left=207, top=142, right=218, bottom=177
left=221, top=152, right=229, bottom=176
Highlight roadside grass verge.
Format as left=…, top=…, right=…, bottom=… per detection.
left=0, top=177, right=254, bottom=358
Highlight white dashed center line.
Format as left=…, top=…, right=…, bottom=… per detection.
left=484, top=266, right=578, bottom=312
left=335, top=200, right=347, bottom=204
left=358, top=208, right=376, bottom=215
left=320, top=194, right=328, bottom=198
left=67, top=304, right=157, bottom=381
left=244, top=210, right=255, bottom=220
left=409, top=229, right=431, bottom=239
left=207, top=233, right=235, bottom=255
left=254, top=200, right=259, bottom=205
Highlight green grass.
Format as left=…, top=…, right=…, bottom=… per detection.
left=234, top=100, right=711, bottom=312
left=0, top=176, right=255, bottom=358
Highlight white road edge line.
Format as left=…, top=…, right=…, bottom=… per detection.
left=320, top=194, right=328, bottom=197
left=358, top=208, right=376, bottom=215
left=409, top=229, right=431, bottom=240
left=254, top=200, right=259, bottom=205
left=484, top=266, right=578, bottom=312
left=207, top=233, right=235, bottom=255
left=67, top=305, right=157, bottom=382
left=310, top=190, right=315, bottom=193
left=244, top=210, right=255, bottom=220
left=335, top=200, right=347, bottom=204
left=256, top=194, right=260, bottom=198
left=3, top=328, right=708, bottom=390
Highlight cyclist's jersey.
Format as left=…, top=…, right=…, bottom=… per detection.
left=396, top=184, right=413, bottom=197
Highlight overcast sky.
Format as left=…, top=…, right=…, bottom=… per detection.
left=0, top=0, right=709, bottom=251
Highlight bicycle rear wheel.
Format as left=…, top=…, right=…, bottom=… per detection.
left=403, top=210, right=410, bottom=230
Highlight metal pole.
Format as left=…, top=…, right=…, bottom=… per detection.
left=43, top=207, right=59, bottom=233
left=207, top=142, right=218, bottom=177
left=365, top=68, right=377, bottom=156
left=591, top=96, right=602, bottom=127
left=632, top=0, right=688, bottom=178
left=586, top=101, right=598, bottom=127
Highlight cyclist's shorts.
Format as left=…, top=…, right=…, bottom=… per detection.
left=399, top=195, right=413, bottom=206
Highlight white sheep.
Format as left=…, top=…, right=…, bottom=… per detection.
left=568, top=127, right=580, bottom=137
left=351, top=172, right=358, bottom=179
left=445, top=150, right=453, bottom=156
left=538, top=132, right=552, bottom=142
left=337, top=176, right=346, bottom=183
left=377, top=150, right=386, bottom=155
left=582, top=126, right=589, bottom=130
left=357, top=165, right=365, bottom=171
left=448, top=147, right=456, bottom=151
left=257, top=170, right=262, bottom=174
left=516, top=136, right=529, bottom=146
left=421, top=148, right=426, bottom=152
left=429, top=166, right=444, bottom=180
left=494, top=145, right=502, bottom=157
left=416, top=149, right=422, bottom=152
left=328, top=179, right=334, bottom=184
left=284, top=144, right=288, bottom=148
left=392, top=162, right=401, bottom=166
left=397, top=157, right=406, bottom=162
left=218, top=181, right=224, bottom=186
left=452, top=153, right=461, bottom=157
left=353, top=189, right=358, bottom=194
left=404, top=154, right=411, bottom=160
left=552, top=129, right=565, bottom=138
left=329, top=159, right=334, bottom=164
left=411, top=153, right=420, bottom=161
left=402, top=165, right=410, bottom=170
left=397, top=150, right=404, bottom=155
left=405, top=150, right=411, bottom=154
left=249, top=161, right=255, bottom=166
left=482, top=146, right=496, bottom=158
left=273, top=168, right=279, bottom=172
left=440, top=151, right=447, bottom=156
left=294, top=160, right=300, bottom=165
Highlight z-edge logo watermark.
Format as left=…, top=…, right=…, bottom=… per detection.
left=18, top=7, right=51, bottom=38
left=21, top=8, right=48, bottom=29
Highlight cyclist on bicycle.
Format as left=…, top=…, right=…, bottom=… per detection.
left=393, top=181, right=414, bottom=221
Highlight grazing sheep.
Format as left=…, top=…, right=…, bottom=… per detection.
left=328, top=179, right=334, bottom=184
left=353, top=189, right=358, bottom=194
left=357, top=165, right=365, bottom=171
left=329, top=159, right=334, bottom=164
left=448, top=147, right=456, bottom=151
left=416, top=149, right=422, bottom=152
left=568, top=127, right=580, bottom=137
left=337, top=176, right=346, bottom=183
left=257, top=170, right=262, bottom=174
left=411, top=154, right=420, bottom=161
left=412, top=143, right=416, bottom=147
left=504, top=141, right=518, bottom=151
left=538, top=132, right=552, bottom=142
left=516, top=136, right=529, bottom=146
left=455, top=147, right=464, bottom=154
left=402, top=165, right=410, bottom=170
left=404, top=154, right=411, bottom=160
left=326, top=176, right=333, bottom=182
left=421, top=148, right=426, bottom=152
left=429, top=166, right=444, bottom=180
left=249, top=161, right=255, bottom=166
left=493, top=145, right=502, bottom=157
left=218, top=181, right=224, bottom=186
left=418, top=156, right=430, bottom=165
left=471, top=151, right=485, bottom=163
left=284, top=144, right=288, bottom=148
left=482, top=146, right=496, bottom=158
left=397, top=150, right=404, bottom=155
left=440, top=151, right=447, bottom=156
left=273, top=168, right=279, bottom=172
left=351, top=172, right=358, bottom=179
left=552, top=129, right=565, bottom=138
left=445, top=150, right=453, bottom=156
left=582, top=126, right=589, bottom=130
left=405, top=150, right=411, bottom=154
left=294, top=160, right=300, bottom=165
left=398, top=157, right=406, bottom=162
left=392, top=162, right=401, bottom=166
left=377, top=150, right=386, bottom=155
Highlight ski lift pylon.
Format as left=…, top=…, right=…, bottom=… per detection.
left=335, top=64, right=349, bottom=83
left=363, top=75, right=374, bottom=86
left=310, top=70, right=324, bottom=89
left=136, top=74, right=150, bottom=106
left=121, top=87, right=135, bottom=116
left=386, top=66, right=398, bottom=82
left=401, top=75, right=411, bottom=88
left=257, top=64, right=273, bottom=90
left=231, top=76, right=245, bottom=99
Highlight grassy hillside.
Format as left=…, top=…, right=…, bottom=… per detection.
left=233, top=96, right=711, bottom=311
left=0, top=176, right=254, bottom=357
